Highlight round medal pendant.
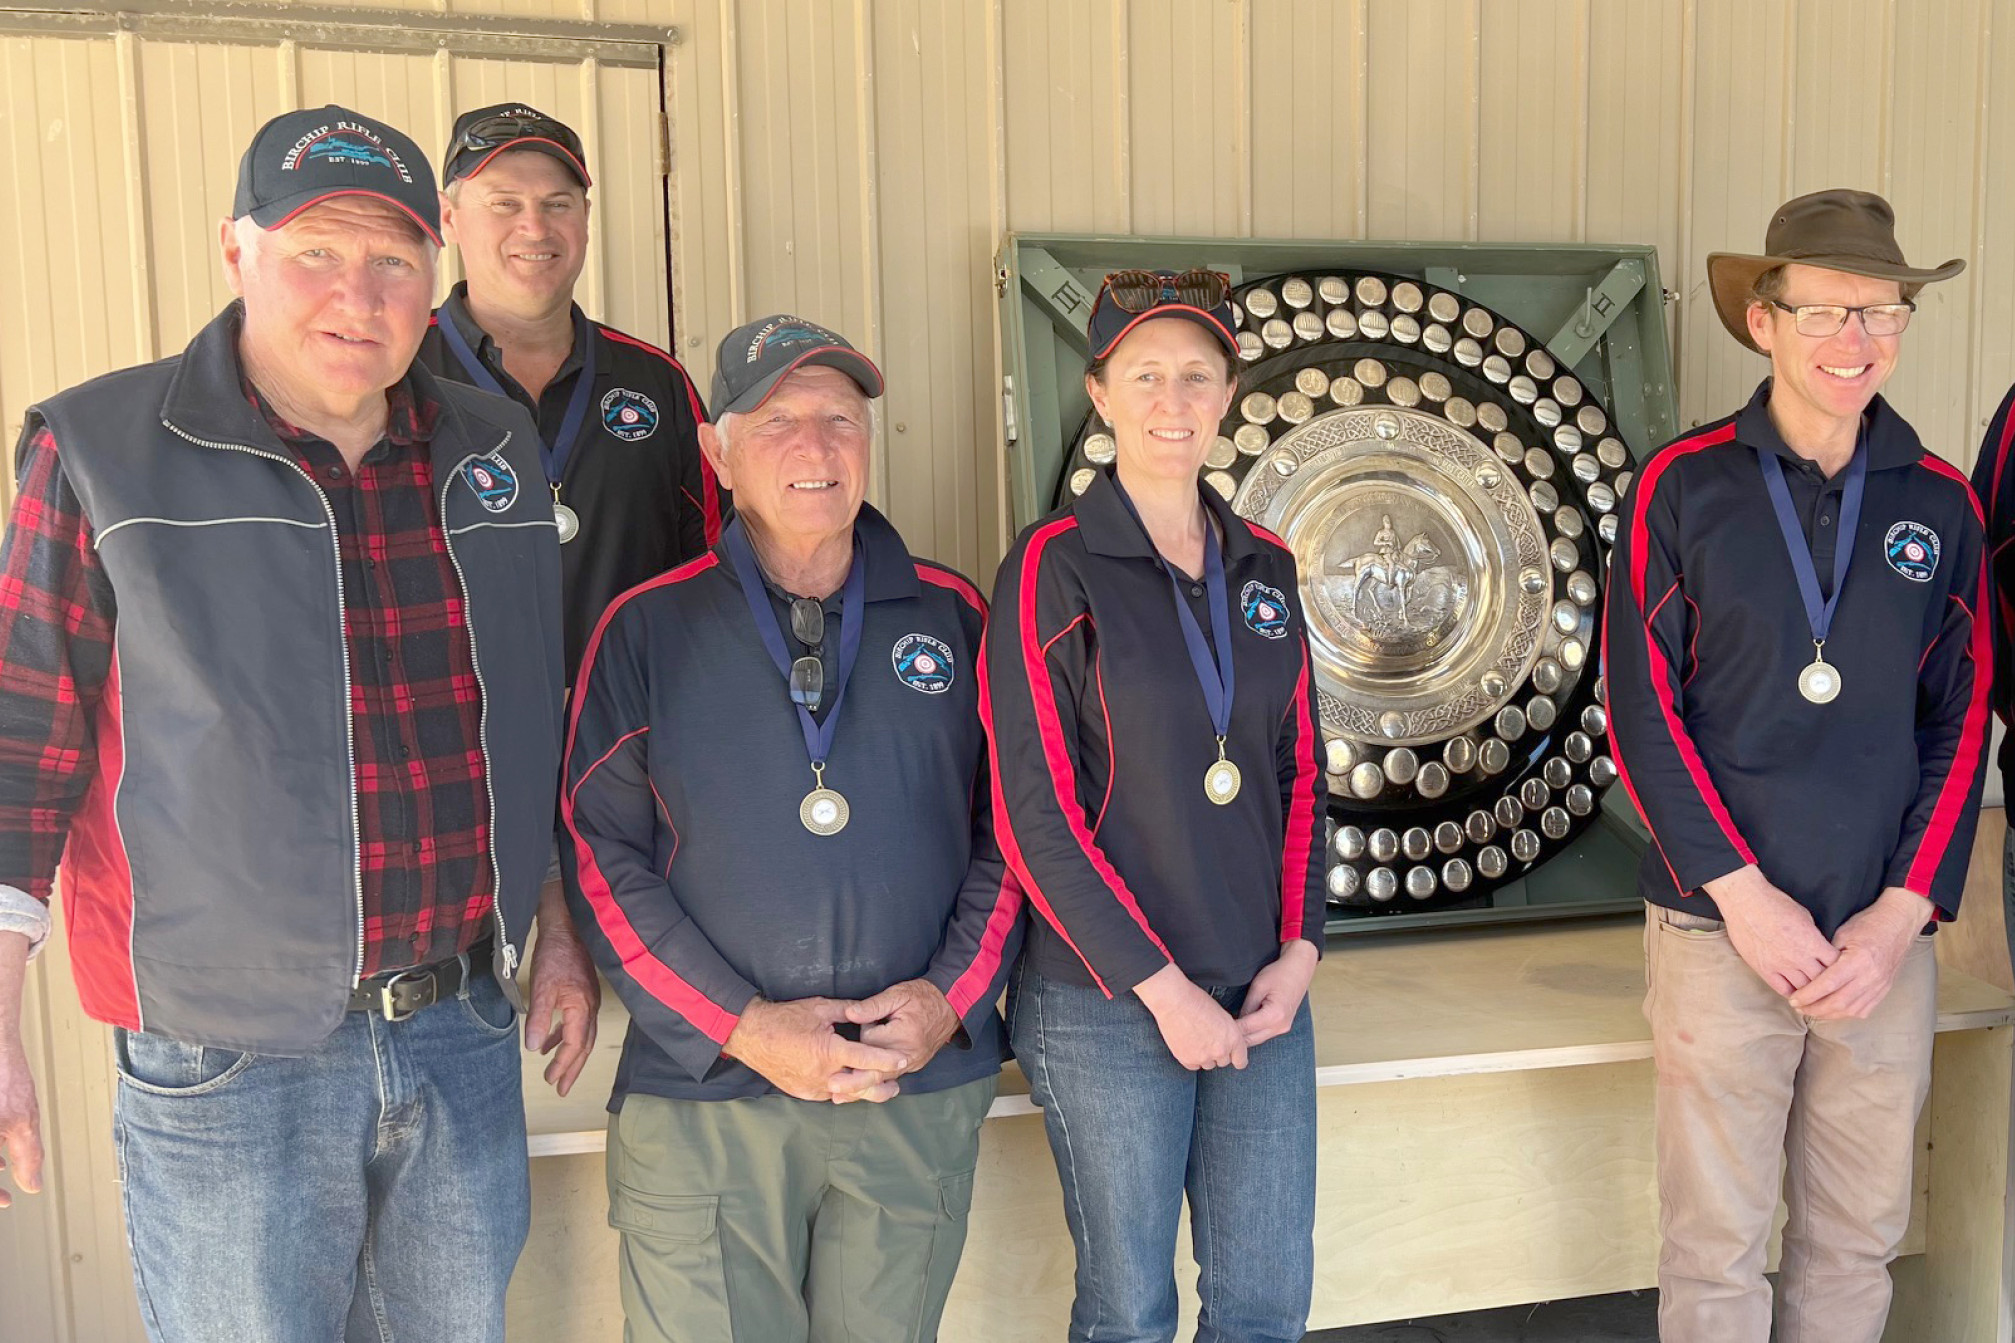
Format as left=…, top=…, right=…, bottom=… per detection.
left=800, top=786, right=851, bottom=836
left=553, top=502, right=582, bottom=544
left=1204, top=758, right=1243, bottom=806
left=1798, top=658, right=1841, bottom=705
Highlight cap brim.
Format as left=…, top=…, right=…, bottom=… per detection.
left=249, top=187, right=443, bottom=246
left=1706, top=250, right=1966, bottom=355
left=722, top=346, right=886, bottom=417
left=447, top=138, right=592, bottom=189
left=1092, top=305, right=1240, bottom=360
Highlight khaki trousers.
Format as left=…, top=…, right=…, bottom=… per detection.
left=605, top=1075, right=996, bottom=1343
left=1644, top=904, right=1936, bottom=1343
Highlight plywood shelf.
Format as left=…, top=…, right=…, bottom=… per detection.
left=525, top=915, right=2015, bottom=1156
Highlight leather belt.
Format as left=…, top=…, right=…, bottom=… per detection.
left=347, top=944, right=490, bottom=1022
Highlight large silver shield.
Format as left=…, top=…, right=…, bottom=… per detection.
left=1059, top=271, right=1629, bottom=910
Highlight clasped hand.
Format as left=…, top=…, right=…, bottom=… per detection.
left=724, top=979, right=959, bottom=1104
left=1707, top=866, right=1925, bottom=1020
left=1133, top=940, right=1318, bottom=1071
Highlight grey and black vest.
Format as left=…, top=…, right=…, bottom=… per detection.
left=23, top=303, right=564, bottom=1053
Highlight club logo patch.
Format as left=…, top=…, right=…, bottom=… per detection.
left=461, top=452, right=518, bottom=513
left=892, top=633, right=955, bottom=694
left=1240, top=581, right=1290, bottom=638
left=1884, top=521, right=1940, bottom=582
left=601, top=388, right=659, bottom=441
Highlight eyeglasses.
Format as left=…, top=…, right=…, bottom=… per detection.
left=788, top=597, right=825, bottom=711
left=1768, top=299, right=1915, bottom=338
left=448, top=112, right=586, bottom=171
left=1100, top=268, right=1232, bottom=314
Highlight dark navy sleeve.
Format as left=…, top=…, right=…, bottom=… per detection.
left=1254, top=533, right=1328, bottom=948
left=1882, top=460, right=1991, bottom=916
left=1603, top=449, right=1760, bottom=893
left=561, top=580, right=759, bottom=1083
left=914, top=567, right=1025, bottom=1038
left=1971, top=383, right=2015, bottom=742
left=981, top=521, right=1173, bottom=998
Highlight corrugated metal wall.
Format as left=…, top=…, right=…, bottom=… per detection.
left=6, top=1, right=2015, bottom=1338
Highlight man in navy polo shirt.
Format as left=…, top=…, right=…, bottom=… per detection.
left=1605, top=189, right=1988, bottom=1343
left=562, top=315, right=1020, bottom=1342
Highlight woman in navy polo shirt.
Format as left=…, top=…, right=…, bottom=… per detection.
left=983, top=270, right=1328, bottom=1342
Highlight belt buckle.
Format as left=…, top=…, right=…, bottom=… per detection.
left=377, top=965, right=438, bottom=1022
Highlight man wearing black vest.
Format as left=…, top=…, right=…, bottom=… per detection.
left=0, top=107, right=565, bottom=1341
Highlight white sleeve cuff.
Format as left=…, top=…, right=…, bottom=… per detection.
left=0, top=884, right=51, bottom=962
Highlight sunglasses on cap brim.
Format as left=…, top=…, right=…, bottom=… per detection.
left=1098, top=268, right=1233, bottom=314
left=449, top=113, right=587, bottom=175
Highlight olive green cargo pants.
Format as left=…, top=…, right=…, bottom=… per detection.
left=606, top=1075, right=996, bottom=1343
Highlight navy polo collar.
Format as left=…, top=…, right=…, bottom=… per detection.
left=734, top=500, right=919, bottom=604
left=1072, top=465, right=1262, bottom=565
left=1734, top=377, right=1925, bottom=476
left=438, top=281, right=589, bottom=386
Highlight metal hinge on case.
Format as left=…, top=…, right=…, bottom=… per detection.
left=1002, top=376, right=1018, bottom=448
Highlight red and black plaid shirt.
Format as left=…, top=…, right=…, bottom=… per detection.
left=0, top=380, right=494, bottom=976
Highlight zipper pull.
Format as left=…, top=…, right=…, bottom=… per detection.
left=500, top=941, right=520, bottom=977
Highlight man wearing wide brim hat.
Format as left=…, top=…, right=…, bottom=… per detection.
left=1603, top=188, right=1988, bottom=1343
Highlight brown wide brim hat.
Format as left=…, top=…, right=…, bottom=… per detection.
left=1707, top=188, right=1964, bottom=354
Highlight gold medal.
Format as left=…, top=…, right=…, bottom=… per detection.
left=1798, top=648, right=1840, bottom=705
left=1204, top=737, right=1241, bottom=805
left=799, top=763, right=849, bottom=835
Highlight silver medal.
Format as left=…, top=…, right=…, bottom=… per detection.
left=800, top=786, right=850, bottom=836
left=553, top=501, right=581, bottom=544
left=1798, top=655, right=1840, bottom=705
left=1204, top=750, right=1242, bottom=805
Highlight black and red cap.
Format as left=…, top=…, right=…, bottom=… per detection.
left=442, top=103, right=592, bottom=189
left=710, top=315, right=884, bottom=417
left=1087, top=268, right=1239, bottom=361
left=234, top=105, right=441, bottom=244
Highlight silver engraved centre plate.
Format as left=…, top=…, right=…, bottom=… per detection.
left=1232, top=406, right=1550, bottom=747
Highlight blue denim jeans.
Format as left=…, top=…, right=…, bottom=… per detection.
left=113, top=968, right=531, bottom=1343
left=1008, top=963, right=1317, bottom=1343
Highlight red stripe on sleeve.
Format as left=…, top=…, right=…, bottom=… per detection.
left=1625, top=426, right=1757, bottom=868
left=561, top=552, right=741, bottom=1041
left=1277, top=642, right=1318, bottom=941
left=914, top=562, right=987, bottom=615
left=944, top=868, right=1025, bottom=1017
left=1903, top=458, right=1992, bottom=894
left=1013, top=519, right=1171, bottom=962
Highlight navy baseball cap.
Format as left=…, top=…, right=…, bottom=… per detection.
left=234, top=105, right=441, bottom=244
left=1087, top=268, right=1239, bottom=361
left=711, top=316, right=884, bottom=416
left=442, top=103, right=592, bottom=189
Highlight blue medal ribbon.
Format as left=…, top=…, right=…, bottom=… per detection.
left=722, top=519, right=865, bottom=770
left=1757, top=433, right=1867, bottom=655
left=436, top=305, right=598, bottom=491
left=1112, top=478, right=1236, bottom=742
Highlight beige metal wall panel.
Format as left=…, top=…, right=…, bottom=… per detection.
left=1974, top=1, right=2015, bottom=462
left=1882, top=0, right=1988, bottom=466
left=1679, top=0, right=1793, bottom=425
left=1000, top=0, right=1129, bottom=233
left=1249, top=0, right=1367, bottom=238
left=136, top=39, right=289, bottom=353
left=1365, top=0, right=1479, bottom=242
left=1787, top=0, right=1889, bottom=196
left=1583, top=0, right=1683, bottom=287
left=1126, top=0, right=1247, bottom=238
left=1477, top=0, right=1586, bottom=244
left=870, top=0, right=1003, bottom=575
left=731, top=1, right=876, bottom=340
left=0, top=34, right=154, bottom=478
